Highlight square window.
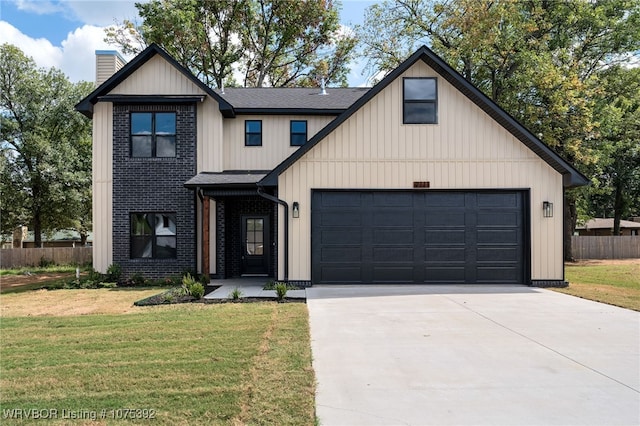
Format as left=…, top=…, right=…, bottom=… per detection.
left=130, top=213, right=177, bottom=259
left=290, top=120, right=307, bottom=146
left=130, top=112, right=176, bottom=157
left=403, top=78, right=437, bottom=124
left=245, top=120, right=262, bottom=146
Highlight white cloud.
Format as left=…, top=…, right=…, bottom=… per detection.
left=65, top=0, right=144, bottom=27
left=13, top=0, right=65, bottom=15
left=0, top=21, right=62, bottom=69
left=0, top=21, right=128, bottom=83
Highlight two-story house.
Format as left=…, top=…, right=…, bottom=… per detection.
left=76, top=44, right=588, bottom=287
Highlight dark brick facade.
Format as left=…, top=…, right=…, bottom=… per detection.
left=112, top=104, right=196, bottom=279
left=212, top=196, right=276, bottom=279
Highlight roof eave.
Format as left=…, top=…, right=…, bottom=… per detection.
left=74, top=43, right=236, bottom=118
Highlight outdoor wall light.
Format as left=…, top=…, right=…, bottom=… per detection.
left=292, top=202, right=300, bottom=218
left=543, top=201, right=554, bottom=218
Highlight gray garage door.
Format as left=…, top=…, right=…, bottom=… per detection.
left=311, top=190, right=526, bottom=284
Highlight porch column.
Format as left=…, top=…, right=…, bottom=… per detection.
left=202, top=196, right=210, bottom=277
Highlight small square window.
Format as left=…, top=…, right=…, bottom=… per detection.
left=245, top=120, right=262, bottom=146
left=290, top=120, right=307, bottom=146
left=403, top=78, right=437, bottom=124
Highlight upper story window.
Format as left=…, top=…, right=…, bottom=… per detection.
left=131, top=212, right=177, bottom=259
left=290, top=120, right=308, bottom=146
left=131, top=112, right=176, bottom=157
left=245, top=120, right=262, bottom=146
left=403, top=78, right=437, bottom=124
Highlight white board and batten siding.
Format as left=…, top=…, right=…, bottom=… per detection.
left=278, top=60, right=564, bottom=282
left=92, top=55, right=225, bottom=272
left=223, top=115, right=335, bottom=170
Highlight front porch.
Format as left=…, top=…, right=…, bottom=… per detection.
left=204, top=277, right=307, bottom=300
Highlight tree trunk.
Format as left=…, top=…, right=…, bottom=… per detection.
left=80, top=232, right=88, bottom=246
left=613, top=177, right=624, bottom=235
left=33, top=213, right=42, bottom=248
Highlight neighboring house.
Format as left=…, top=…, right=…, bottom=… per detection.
left=576, top=218, right=640, bottom=236
left=2, top=227, right=92, bottom=248
left=76, top=44, right=588, bottom=287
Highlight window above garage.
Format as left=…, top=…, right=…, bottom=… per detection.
left=403, top=78, right=437, bottom=124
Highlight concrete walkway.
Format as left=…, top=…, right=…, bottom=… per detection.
left=204, top=278, right=306, bottom=300
left=306, top=285, right=640, bottom=426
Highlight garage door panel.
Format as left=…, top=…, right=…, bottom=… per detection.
left=477, top=229, right=519, bottom=244
left=320, top=247, right=362, bottom=262
left=477, top=247, right=520, bottom=262
left=373, top=192, right=413, bottom=206
left=373, top=267, right=414, bottom=283
left=374, top=211, right=414, bottom=226
left=425, top=247, right=466, bottom=262
left=425, top=229, right=465, bottom=244
left=477, top=266, right=521, bottom=283
left=320, top=266, right=363, bottom=283
left=477, top=212, right=519, bottom=226
left=477, top=193, right=519, bottom=207
left=424, top=267, right=466, bottom=283
left=425, top=193, right=466, bottom=207
left=320, top=211, right=362, bottom=226
left=320, top=192, right=363, bottom=207
left=312, top=190, right=525, bottom=285
left=425, top=212, right=465, bottom=226
left=373, top=247, right=414, bottom=262
left=320, top=229, right=362, bottom=245
left=374, top=229, right=414, bottom=244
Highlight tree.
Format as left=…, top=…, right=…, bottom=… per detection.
left=0, top=44, right=93, bottom=247
left=357, top=0, right=640, bottom=259
left=583, top=66, right=640, bottom=234
left=105, top=0, right=357, bottom=88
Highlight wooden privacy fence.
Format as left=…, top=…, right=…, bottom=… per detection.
left=0, top=247, right=92, bottom=269
left=571, top=236, right=640, bottom=259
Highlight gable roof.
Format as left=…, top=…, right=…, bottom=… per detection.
left=260, top=45, right=590, bottom=188
left=75, top=43, right=234, bottom=118
left=217, top=87, right=368, bottom=114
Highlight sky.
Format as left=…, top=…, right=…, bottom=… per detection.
left=0, top=0, right=379, bottom=86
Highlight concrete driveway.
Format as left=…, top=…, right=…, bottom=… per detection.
left=306, top=286, right=640, bottom=425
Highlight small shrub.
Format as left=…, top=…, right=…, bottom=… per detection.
left=263, top=281, right=301, bottom=291
left=87, top=268, right=104, bottom=282
left=189, top=282, right=205, bottom=299
left=106, top=263, right=122, bottom=282
left=275, top=282, right=288, bottom=301
left=39, top=257, right=55, bottom=268
left=130, top=273, right=146, bottom=286
left=229, top=287, right=243, bottom=301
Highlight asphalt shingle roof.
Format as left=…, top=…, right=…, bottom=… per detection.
left=217, top=87, right=369, bottom=111
left=184, top=171, right=269, bottom=187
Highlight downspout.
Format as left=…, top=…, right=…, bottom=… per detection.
left=257, top=186, right=288, bottom=282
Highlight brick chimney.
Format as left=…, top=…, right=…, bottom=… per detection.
left=95, top=50, right=127, bottom=86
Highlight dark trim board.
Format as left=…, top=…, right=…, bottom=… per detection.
left=311, top=188, right=531, bottom=285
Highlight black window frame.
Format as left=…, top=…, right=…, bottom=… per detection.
left=245, top=120, right=263, bottom=147
left=290, top=120, right=308, bottom=146
left=130, top=112, right=177, bottom=158
left=403, top=77, right=438, bottom=124
left=130, top=212, right=177, bottom=259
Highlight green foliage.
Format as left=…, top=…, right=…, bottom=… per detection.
left=38, top=257, right=54, bottom=268
left=129, top=273, right=147, bottom=286
left=275, top=282, right=288, bottom=301
left=104, top=0, right=356, bottom=88
left=0, top=44, right=93, bottom=246
left=229, top=287, right=243, bottom=301
left=105, top=263, right=122, bottom=283
left=181, top=273, right=205, bottom=299
left=264, top=280, right=300, bottom=290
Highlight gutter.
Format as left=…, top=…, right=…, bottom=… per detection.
left=256, top=186, right=288, bottom=282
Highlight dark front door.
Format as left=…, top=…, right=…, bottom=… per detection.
left=241, top=216, right=269, bottom=275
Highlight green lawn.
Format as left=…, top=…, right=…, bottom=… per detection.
left=559, top=262, right=640, bottom=311
left=0, top=301, right=315, bottom=425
